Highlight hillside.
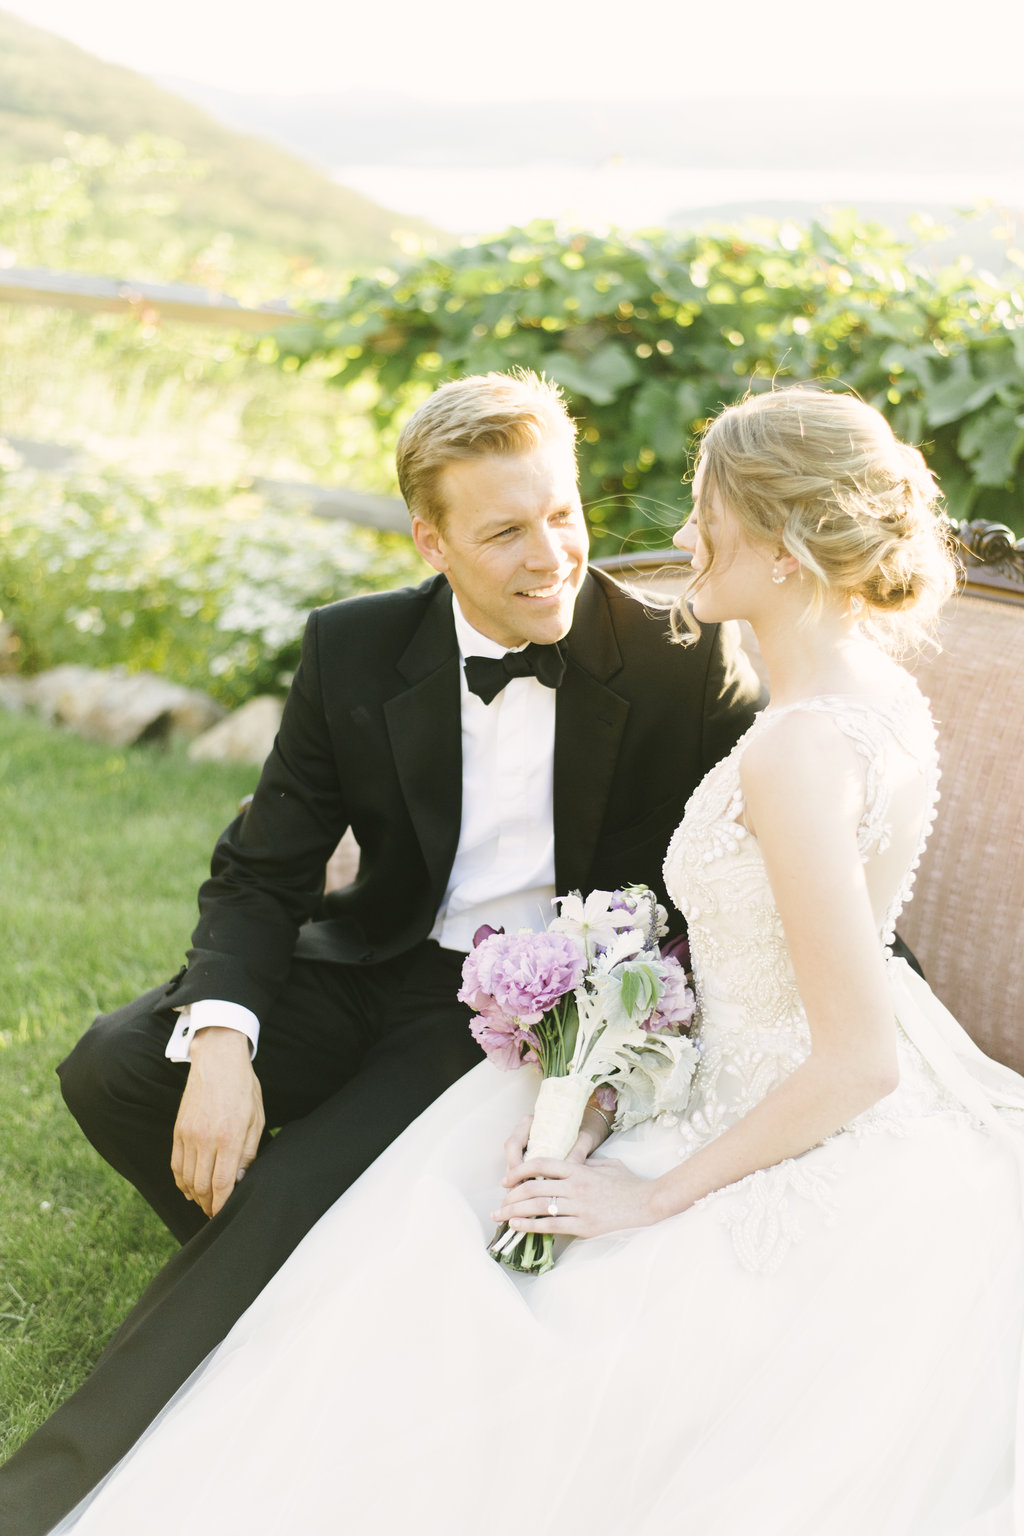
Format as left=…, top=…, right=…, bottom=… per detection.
left=0, top=9, right=445, bottom=272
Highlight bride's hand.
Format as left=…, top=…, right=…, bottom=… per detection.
left=493, top=1154, right=661, bottom=1240
left=503, top=1106, right=609, bottom=1179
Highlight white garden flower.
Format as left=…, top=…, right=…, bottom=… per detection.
left=590, top=927, right=648, bottom=971
left=549, top=889, right=636, bottom=959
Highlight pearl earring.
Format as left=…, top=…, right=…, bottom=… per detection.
left=771, top=565, right=787, bottom=585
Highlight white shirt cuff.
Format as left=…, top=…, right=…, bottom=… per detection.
left=165, top=1000, right=260, bottom=1062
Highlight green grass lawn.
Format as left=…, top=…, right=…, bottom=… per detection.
left=0, top=707, right=254, bottom=1459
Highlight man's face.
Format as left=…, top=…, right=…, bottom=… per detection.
left=411, top=436, right=589, bottom=649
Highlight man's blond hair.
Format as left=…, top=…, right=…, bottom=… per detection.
left=396, top=370, right=577, bottom=526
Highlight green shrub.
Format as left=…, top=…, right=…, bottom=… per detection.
left=0, top=461, right=425, bottom=705
left=284, top=215, right=1024, bottom=548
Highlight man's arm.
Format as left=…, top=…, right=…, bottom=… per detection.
left=166, top=608, right=350, bottom=1215
left=172, top=607, right=350, bottom=1018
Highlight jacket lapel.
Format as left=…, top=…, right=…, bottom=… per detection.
left=384, top=580, right=463, bottom=906
left=554, top=572, right=630, bottom=894
left=382, top=571, right=630, bottom=906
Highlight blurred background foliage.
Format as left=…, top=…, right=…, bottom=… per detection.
left=0, top=138, right=426, bottom=701
left=0, top=460, right=422, bottom=706
left=2, top=135, right=1022, bottom=711
left=284, top=217, right=1024, bottom=552
left=0, top=136, right=400, bottom=483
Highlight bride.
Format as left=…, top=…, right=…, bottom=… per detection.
left=53, top=388, right=1024, bottom=1535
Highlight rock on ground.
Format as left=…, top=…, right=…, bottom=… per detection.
left=10, top=666, right=225, bottom=746
left=188, top=695, right=284, bottom=766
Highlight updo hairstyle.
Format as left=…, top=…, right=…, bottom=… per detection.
left=685, top=386, right=957, bottom=650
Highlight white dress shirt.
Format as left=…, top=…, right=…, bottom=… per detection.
left=429, top=598, right=557, bottom=949
left=166, top=596, right=558, bottom=1063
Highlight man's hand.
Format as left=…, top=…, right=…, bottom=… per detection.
left=171, top=1027, right=265, bottom=1219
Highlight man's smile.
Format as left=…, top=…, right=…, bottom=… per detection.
left=516, top=570, right=577, bottom=600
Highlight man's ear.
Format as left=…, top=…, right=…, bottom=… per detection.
left=411, top=515, right=448, bottom=574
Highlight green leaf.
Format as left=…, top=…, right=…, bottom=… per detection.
left=631, top=379, right=685, bottom=463
left=924, top=353, right=1022, bottom=428
left=924, top=365, right=982, bottom=428
left=879, top=343, right=935, bottom=389
left=619, top=963, right=661, bottom=1019
left=542, top=342, right=639, bottom=406
left=957, top=405, right=1024, bottom=487
left=619, top=968, right=641, bottom=1018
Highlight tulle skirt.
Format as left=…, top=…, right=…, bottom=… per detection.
left=58, top=974, right=1024, bottom=1536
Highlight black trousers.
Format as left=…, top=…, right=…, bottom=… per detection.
left=0, top=941, right=480, bottom=1536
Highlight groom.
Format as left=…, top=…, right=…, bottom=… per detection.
left=0, top=371, right=764, bottom=1534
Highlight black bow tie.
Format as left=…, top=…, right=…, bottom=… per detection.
left=463, top=643, right=566, bottom=705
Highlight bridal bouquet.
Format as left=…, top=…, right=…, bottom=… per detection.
left=458, top=885, right=698, bottom=1275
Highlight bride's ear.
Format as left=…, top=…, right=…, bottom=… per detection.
left=772, top=551, right=801, bottom=582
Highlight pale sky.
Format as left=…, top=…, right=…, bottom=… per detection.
left=5, top=0, right=1022, bottom=101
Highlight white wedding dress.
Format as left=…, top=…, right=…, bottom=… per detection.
left=58, top=682, right=1024, bottom=1536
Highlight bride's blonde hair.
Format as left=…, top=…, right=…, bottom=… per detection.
left=678, top=387, right=957, bottom=652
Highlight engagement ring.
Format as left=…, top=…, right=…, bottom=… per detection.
left=547, top=1197, right=559, bottom=1217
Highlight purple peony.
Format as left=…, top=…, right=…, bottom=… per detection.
left=641, top=954, right=696, bottom=1033
left=460, top=929, right=585, bottom=1023
left=459, top=932, right=520, bottom=1015
left=468, top=1005, right=540, bottom=1071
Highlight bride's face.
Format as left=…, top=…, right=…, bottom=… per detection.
left=673, top=493, right=776, bottom=624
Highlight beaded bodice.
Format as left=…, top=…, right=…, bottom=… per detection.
left=662, top=677, right=953, bottom=1162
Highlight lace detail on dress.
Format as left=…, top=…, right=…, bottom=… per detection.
left=663, top=676, right=956, bottom=1272
left=698, top=1154, right=843, bottom=1276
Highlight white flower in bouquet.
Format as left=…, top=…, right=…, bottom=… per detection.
left=600, top=1030, right=701, bottom=1133
left=547, top=888, right=640, bottom=958
left=574, top=955, right=699, bottom=1135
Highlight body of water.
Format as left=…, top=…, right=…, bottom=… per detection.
left=334, top=161, right=1024, bottom=239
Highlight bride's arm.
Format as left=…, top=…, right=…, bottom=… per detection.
left=647, top=714, right=899, bottom=1212
left=497, top=713, right=900, bottom=1238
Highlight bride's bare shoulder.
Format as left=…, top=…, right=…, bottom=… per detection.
left=738, top=708, right=869, bottom=838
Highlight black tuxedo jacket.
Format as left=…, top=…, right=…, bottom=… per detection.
left=168, top=569, right=765, bottom=1022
